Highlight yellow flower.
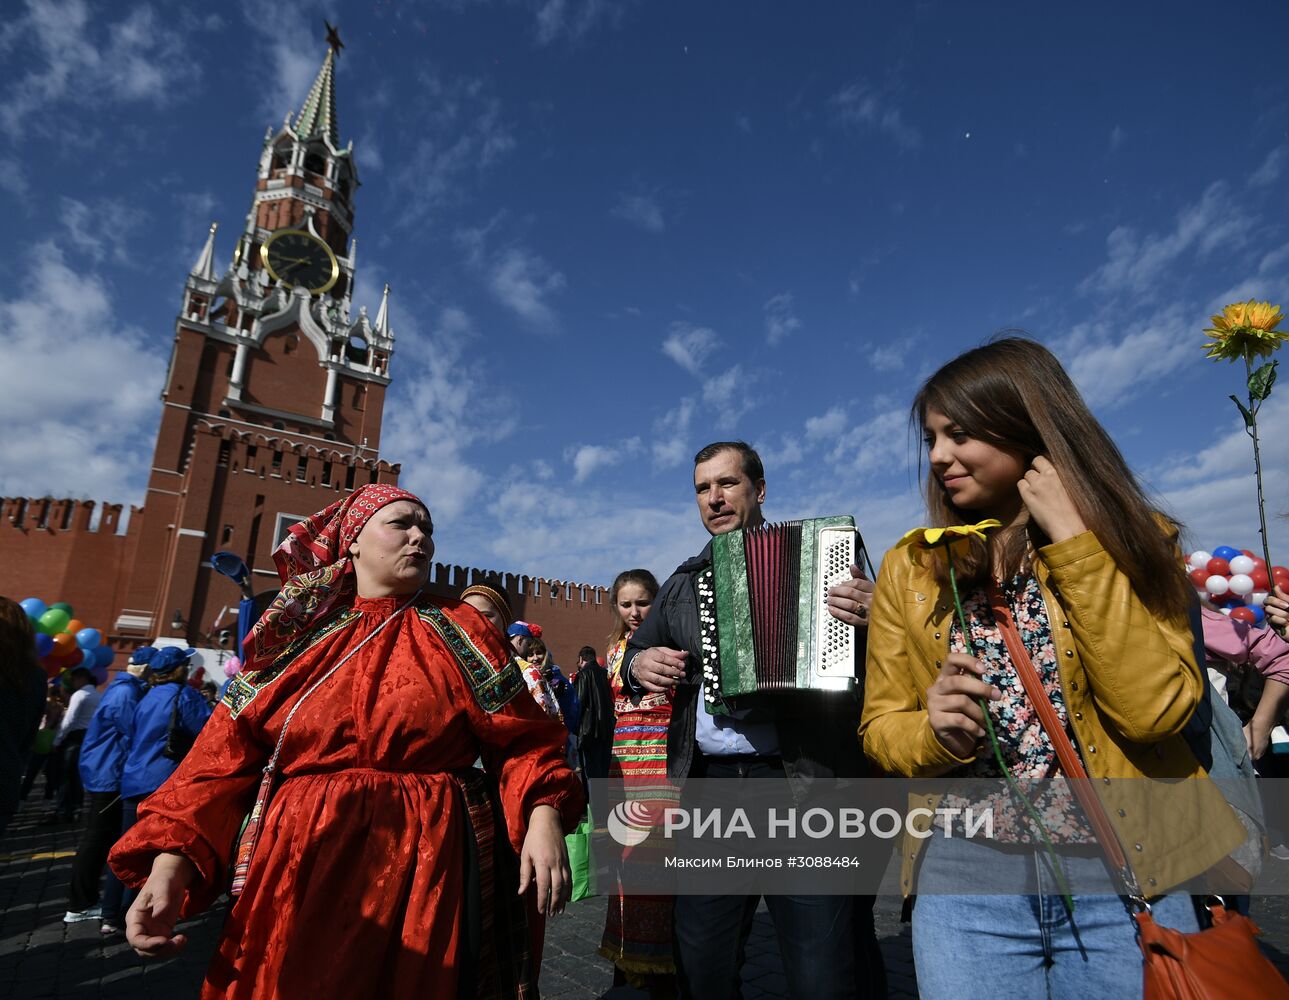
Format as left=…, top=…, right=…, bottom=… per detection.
left=1203, top=299, right=1288, bottom=362
left=897, top=520, right=1002, bottom=550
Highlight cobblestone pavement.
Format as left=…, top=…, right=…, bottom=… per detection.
left=5, top=796, right=1289, bottom=999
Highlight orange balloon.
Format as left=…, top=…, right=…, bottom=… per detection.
left=65, top=619, right=85, bottom=636
left=52, top=632, right=77, bottom=656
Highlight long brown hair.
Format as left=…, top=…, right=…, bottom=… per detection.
left=607, top=569, right=660, bottom=647
left=911, top=336, right=1191, bottom=620
left=0, top=597, right=40, bottom=690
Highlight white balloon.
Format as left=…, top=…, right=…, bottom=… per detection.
left=1220, top=607, right=1232, bottom=616
left=1206, top=575, right=1231, bottom=595
left=1189, top=550, right=1213, bottom=571
left=1251, top=591, right=1270, bottom=607
left=1229, top=574, right=1255, bottom=596
left=1229, top=555, right=1256, bottom=575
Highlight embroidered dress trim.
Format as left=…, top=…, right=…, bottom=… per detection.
left=222, top=608, right=361, bottom=718
left=417, top=603, right=525, bottom=713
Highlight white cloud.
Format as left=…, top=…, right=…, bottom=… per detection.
left=59, top=197, right=146, bottom=265
left=488, top=246, right=566, bottom=329
left=485, top=477, right=701, bottom=586
left=702, top=364, right=757, bottom=431
left=0, top=156, right=29, bottom=198
left=1108, top=125, right=1125, bottom=153
left=1080, top=181, right=1249, bottom=298
left=652, top=397, right=695, bottom=467
left=1058, top=308, right=1200, bottom=409
left=763, top=292, right=801, bottom=345
left=567, top=442, right=638, bottom=483
left=0, top=242, right=165, bottom=501
left=805, top=406, right=848, bottom=441
left=1149, top=394, right=1289, bottom=559
left=0, top=0, right=205, bottom=135
left=611, top=193, right=664, bottom=234
left=533, top=0, right=633, bottom=47
left=829, top=409, right=910, bottom=473
left=661, top=322, right=720, bottom=376
left=379, top=303, right=500, bottom=522
left=1249, top=147, right=1287, bottom=189
left=828, top=83, right=921, bottom=150
left=870, top=344, right=905, bottom=372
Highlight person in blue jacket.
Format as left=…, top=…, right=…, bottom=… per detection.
left=113, top=646, right=212, bottom=923
left=63, top=647, right=154, bottom=927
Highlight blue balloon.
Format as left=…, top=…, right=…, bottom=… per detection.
left=93, top=645, right=115, bottom=668
left=20, top=597, right=47, bottom=620
left=34, top=633, right=53, bottom=657
left=1213, top=545, right=1241, bottom=561
left=75, top=627, right=101, bottom=649
left=1252, top=605, right=1267, bottom=626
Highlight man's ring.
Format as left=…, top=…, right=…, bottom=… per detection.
left=857, top=604, right=867, bottom=618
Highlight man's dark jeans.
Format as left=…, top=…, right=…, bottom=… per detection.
left=671, top=755, right=886, bottom=999
left=68, top=791, right=123, bottom=912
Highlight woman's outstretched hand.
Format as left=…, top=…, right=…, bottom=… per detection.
left=126, top=852, right=196, bottom=957
left=518, top=804, right=571, bottom=917
left=927, top=652, right=1001, bottom=760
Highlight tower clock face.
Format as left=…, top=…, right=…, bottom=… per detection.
left=260, top=229, right=339, bottom=294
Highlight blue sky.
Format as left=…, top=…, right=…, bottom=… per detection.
left=2, top=0, right=1288, bottom=587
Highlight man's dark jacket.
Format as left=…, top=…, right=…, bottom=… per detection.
left=624, top=541, right=867, bottom=800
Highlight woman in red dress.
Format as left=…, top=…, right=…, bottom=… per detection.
left=110, top=485, right=583, bottom=998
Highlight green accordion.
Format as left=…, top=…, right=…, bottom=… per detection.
left=699, top=516, right=861, bottom=715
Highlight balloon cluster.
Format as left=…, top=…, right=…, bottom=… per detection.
left=18, top=597, right=115, bottom=685
left=1186, top=546, right=1289, bottom=627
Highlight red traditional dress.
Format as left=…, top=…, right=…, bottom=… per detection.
left=598, top=636, right=678, bottom=982
left=110, top=485, right=582, bottom=999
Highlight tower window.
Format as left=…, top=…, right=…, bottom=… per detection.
left=221, top=524, right=234, bottom=544
left=272, top=420, right=286, bottom=430
left=272, top=450, right=282, bottom=471
left=297, top=456, right=308, bottom=480
left=247, top=445, right=258, bottom=465
left=345, top=466, right=355, bottom=490
left=218, top=409, right=231, bottom=417
left=218, top=440, right=231, bottom=467
left=304, top=151, right=326, bottom=176
left=321, top=463, right=332, bottom=487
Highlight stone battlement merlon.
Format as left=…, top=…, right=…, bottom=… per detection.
left=1, top=497, right=138, bottom=536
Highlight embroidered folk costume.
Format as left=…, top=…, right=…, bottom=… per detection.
left=598, top=636, right=678, bottom=980
left=110, top=486, right=582, bottom=999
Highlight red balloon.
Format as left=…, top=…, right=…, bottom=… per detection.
left=1242, top=550, right=1257, bottom=559
left=1273, top=566, right=1289, bottom=586
left=1189, top=568, right=1210, bottom=588
left=1206, top=558, right=1231, bottom=577
left=1251, top=569, right=1272, bottom=591
left=1230, top=607, right=1257, bottom=624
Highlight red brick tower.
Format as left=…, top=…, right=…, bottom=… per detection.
left=113, top=34, right=400, bottom=646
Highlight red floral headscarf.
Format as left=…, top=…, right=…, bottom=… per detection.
left=242, top=484, right=427, bottom=673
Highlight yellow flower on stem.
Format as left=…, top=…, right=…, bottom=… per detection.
left=1202, top=299, right=1288, bottom=362
left=897, top=519, right=1003, bottom=550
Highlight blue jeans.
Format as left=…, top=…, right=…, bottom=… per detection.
left=911, top=835, right=1198, bottom=999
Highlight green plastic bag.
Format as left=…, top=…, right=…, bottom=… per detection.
left=564, top=809, right=596, bottom=901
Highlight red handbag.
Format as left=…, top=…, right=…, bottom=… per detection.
left=986, top=584, right=1289, bottom=1000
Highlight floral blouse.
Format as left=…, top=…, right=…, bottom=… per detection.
left=942, top=574, right=1091, bottom=844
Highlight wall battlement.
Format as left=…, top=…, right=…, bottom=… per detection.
left=2, top=497, right=140, bottom=536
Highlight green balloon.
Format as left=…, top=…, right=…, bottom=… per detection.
left=39, top=609, right=70, bottom=634
left=50, top=602, right=74, bottom=616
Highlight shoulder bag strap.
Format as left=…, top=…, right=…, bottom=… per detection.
left=985, top=581, right=1144, bottom=899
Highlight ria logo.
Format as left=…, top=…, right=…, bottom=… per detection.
left=607, top=801, right=654, bottom=846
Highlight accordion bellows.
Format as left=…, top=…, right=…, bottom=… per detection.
left=701, top=516, right=860, bottom=714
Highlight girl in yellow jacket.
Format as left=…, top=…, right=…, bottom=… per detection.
left=860, top=337, right=1243, bottom=998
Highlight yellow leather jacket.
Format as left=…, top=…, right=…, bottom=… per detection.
left=860, top=529, right=1244, bottom=896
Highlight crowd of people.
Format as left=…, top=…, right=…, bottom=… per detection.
left=2, top=335, right=1289, bottom=998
